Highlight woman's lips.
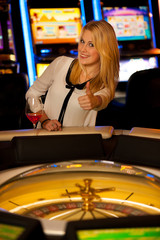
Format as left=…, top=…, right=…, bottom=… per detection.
left=80, top=54, right=89, bottom=59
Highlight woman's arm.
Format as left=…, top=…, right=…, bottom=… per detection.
left=40, top=113, right=61, bottom=131
left=26, top=57, right=62, bottom=100
left=26, top=57, right=63, bottom=131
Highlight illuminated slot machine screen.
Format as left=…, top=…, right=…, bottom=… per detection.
left=102, top=6, right=152, bottom=42
left=0, top=223, right=25, bottom=239
left=7, top=20, right=14, bottom=51
left=0, top=211, right=45, bottom=240
left=29, top=8, right=82, bottom=56
left=119, top=57, right=158, bottom=82
left=65, top=215, right=160, bottom=240
left=0, top=18, right=14, bottom=53
left=76, top=226, right=160, bottom=239
left=102, top=6, right=158, bottom=82
left=0, top=22, right=3, bottom=50
left=36, top=62, right=49, bottom=77
left=0, top=19, right=17, bottom=74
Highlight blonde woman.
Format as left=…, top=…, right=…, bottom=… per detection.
left=26, top=20, right=119, bottom=131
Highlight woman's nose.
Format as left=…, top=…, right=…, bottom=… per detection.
left=81, top=44, right=87, bottom=51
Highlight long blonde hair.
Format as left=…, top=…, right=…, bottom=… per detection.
left=70, top=20, right=119, bottom=99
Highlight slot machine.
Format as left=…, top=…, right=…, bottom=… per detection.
left=18, top=0, right=85, bottom=86
left=30, top=7, right=82, bottom=78
left=99, top=0, right=160, bottom=97
left=0, top=2, right=18, bottom=74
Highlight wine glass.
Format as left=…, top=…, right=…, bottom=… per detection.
left=25, top=96, right=44, bottom=129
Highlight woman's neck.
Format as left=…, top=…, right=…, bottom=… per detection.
left=79, top=68, right=99, bottom=84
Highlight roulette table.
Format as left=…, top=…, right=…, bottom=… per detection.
left=0, top=160, right=160, bottom=238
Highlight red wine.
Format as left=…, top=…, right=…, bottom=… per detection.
left=26, top=113, right=42, bottom=124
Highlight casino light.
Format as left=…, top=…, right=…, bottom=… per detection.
left=19, top=0, right=36, bottom=86
left=40, top=49, right=52, bottom=54
left=148, top=0, right=156, bottom=48
left=92, top=0, right=102, bottom=20
left=66, top=164, right=82, bottom=168
left=80, top=0, right=86, bottom=26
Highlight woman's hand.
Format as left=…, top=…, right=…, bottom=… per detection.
left=78, top=82, right=102, bottom=110
left=42, top=119, right=62, bottom=131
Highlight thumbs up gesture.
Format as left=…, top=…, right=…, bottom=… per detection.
left=78, top=82, right=102, bottom=110
left=86, top=81, right=92, bottom=96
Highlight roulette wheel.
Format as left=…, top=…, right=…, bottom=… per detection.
left=0, top=160, right=160, bottom=236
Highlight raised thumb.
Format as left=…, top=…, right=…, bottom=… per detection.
left=86, top=81, right=92, bottom=95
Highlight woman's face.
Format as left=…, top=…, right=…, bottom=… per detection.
left=78, top=30, right=100, bottom=68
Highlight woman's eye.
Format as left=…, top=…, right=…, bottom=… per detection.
left=80, top=39, right=84, bottom=43
left=89, top=42, right=94, bottom=47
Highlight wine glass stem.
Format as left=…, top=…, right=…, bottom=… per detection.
left=33, top=124, right=36, bottom=129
